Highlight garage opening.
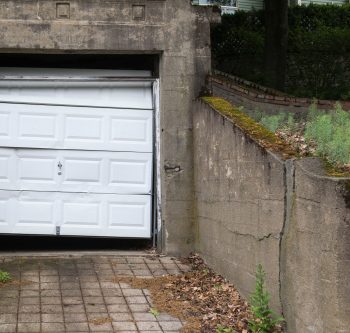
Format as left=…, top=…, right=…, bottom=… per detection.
left=0, top=54, right=160, bottom=252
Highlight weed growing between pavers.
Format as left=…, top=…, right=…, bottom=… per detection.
left=0, top=271, right=11, bottom=283
left=112, top=255, right=264, bottom=333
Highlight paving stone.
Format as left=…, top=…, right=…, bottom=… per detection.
left=133, top=313, right=157, bottom=321
left=128, top=304, right=150, bottom=312
left=20, top=290, right=39, bottom=297
left=65, top=322, right=90, bottom=332
left=0, top=305, right=17, bottom=314
left=127, top=258, right=145, bottom=264
left=159, top=321, right=183, bottom=331
left=61, top=282, right=80, bottom=290
left=122, top=288, right=144, bottom=296
left=102, top=289, right=122, bottom=297
left=104, top=296, right=126, bottom=305
left=40, top=276, right=59, bottom=283
left=62, top=296, right=84, bottom=305
left=126, top=296, right=148, bottom=304
left=41, top=289, right=61, bottom=297
left=0, top=323, right=16, bottom=333
left=100, top=281, right=119, bottom=289
left=64, top=312, right=88, bottom=323
left=137, top=321, right=162, bottom=330
left=62, top=289, right=83, bottom=297
left=81, top=282, right=100, bottom=289
left=79, top=275, right=99, bottom=282
left=42, top=322, right=65, bottom=332
left=82, top=289, right=103, bottom=297
left=19, top=305, right=40, bottom=313
left=89, top=322, right=113, bottom=332
left=114, top=270, right=133, bottom=276
left=107, top=304, right=130, bottom=313
left=20, top=283, right=39, bottom=290
left=109, top=312, right=133, bottom=321
left=63, top=304, right=85, bottom=313
left=133, top=270, right=152, bottom=276
left=0, top=313, right=17, bottom=324
left=112, top=321, right=137, bottom=331
left=41, top=296, right=62, bottom=305
left=42, top=313, right=64, bottom=322
left=40, top=270, right=58, bottom=276
left=1, top=290, right=19, bottom=297
left=84, top=296, right=105, bottom=304
left=18, top=313, right=40, bottom=323
left=0, top=297, right=18, bottom=306
left=41, top=304, right=63, bottom=314
left=17, top=322, right=41, bottom=333
left=85, top=303, right=107, bottom=313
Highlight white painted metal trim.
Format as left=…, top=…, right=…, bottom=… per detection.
left=152, top=79, right=162, bottom=248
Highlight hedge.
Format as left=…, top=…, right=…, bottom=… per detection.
left=211, top=5, right=350, bottom=100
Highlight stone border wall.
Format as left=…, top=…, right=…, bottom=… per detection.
left=209, top=71, right=350, bottom=116
left=193, top=99, right=350, bottom=333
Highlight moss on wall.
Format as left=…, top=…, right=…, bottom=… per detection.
left=201, top=96, right=297, bottom=159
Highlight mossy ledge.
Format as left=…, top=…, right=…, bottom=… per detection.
left=201, top=96, right=297, bottom=160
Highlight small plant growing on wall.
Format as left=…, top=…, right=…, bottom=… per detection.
left=0, top=270, right=11, bottom=283
left=248, top=264, right=284, bottom=333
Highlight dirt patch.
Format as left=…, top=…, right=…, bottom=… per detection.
left=0, top=279, right=33, bottom=289
left=112, top=255, right=254, bottom=333
left=88, top=317, right=113, bottom=326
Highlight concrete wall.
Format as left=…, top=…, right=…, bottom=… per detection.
left=193, top=100, right=350, bottom=332
left=281, top=158, right=350, bottom=333
left=193, top=100, right=286, bottom=312
left=0, top=0, right=219, bottom=255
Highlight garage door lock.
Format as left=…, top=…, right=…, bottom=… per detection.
left=56, top=226, right=61, bottom=236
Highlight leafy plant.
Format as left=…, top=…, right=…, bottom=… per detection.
left=216, top=324, right=236, bottom=333
left=248, top=264, right=283, bottom=333
left=305, top=103, right=350, bottom=165
left=259, top=112, right=296, bottom=133
left=0, top=271, right=11, bottom=283
left=149, top=308, right=160, bottom=317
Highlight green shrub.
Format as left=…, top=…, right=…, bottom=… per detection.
left=212, top=5, right=350, bottom=99
left=248, top=264, right=283, bottom=333
left=0, top=271, right=11, bottom=283
left=305, top=103, right=350, bottom=164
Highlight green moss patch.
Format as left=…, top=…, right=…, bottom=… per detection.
left=201, top=97, right=297, bottom=160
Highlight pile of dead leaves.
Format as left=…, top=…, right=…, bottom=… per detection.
left=173, top=254, right=252, bottom=333
left=114, top=254, right=252, bottom=333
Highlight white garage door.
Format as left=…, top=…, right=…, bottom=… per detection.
left=0, top=69, right=154, bottom=238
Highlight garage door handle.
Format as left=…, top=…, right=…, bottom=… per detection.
left=57, top=162, right=63, bottom=175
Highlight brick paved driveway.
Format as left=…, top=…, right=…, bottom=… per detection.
left=0, top=254, right=190, bottom=333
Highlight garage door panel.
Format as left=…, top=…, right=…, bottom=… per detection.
left=0, top=103, right=153, bottom=152
left=0, top=191, right=151, bottom=237
left=0, top=148, right=152, bottom=194
left=17, top=200, right=55, bottom=226
left=19, top=112, right=58, bottom=139
left=0, top=200, right=7, bottom=226
left=0, top=81, right=153, bottom=109
left=0, top=112, right=10, bottom=138
left=19, top=156, right=57, bottom=184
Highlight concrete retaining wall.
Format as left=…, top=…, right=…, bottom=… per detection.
left=193, top=99, right=350, bottom=332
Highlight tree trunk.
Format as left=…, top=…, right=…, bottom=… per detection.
left=264, top=0, right=289, bottom=91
